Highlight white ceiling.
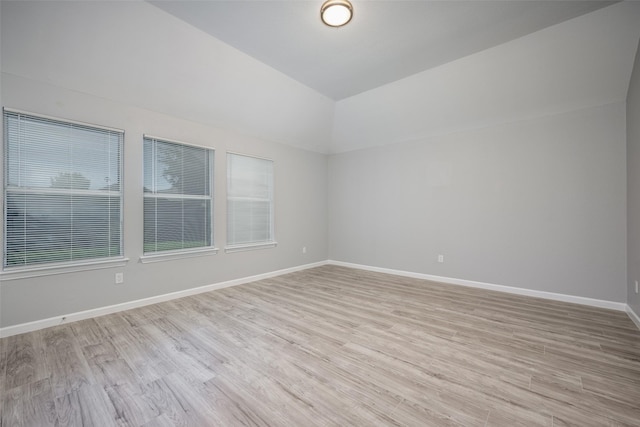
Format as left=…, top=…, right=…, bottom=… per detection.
left=150, top=0, right=616, bottom=100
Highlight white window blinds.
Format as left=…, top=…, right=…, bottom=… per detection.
left=226, top=153, right=274, bottom=248
left=143, top=136, right=214, bottom=254
left=3, top=110, right=123, bottom=268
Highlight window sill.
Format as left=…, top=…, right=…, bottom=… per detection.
left=139, top=247, right=219, bottom=264
left=0, top=257, right=130, bottom=281
left=225, top=242, right=278, bottom=254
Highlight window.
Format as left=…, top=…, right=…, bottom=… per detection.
left=143, top=136, right=214, bottom=254
left=226, top=153, right=275, bottom=251
left=3, top=109, right=123, bottom=269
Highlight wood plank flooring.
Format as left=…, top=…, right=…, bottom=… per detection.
left=1, top=265, right=640, bottom=426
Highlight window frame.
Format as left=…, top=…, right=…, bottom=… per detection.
left=1, top=108, right=127, bottom=278
left=140, top=135, right=217, bottom=262
left=225, top=151, right=277, bottom=253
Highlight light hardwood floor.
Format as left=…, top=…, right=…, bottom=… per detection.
left=1, top=265, right=640, bottom=426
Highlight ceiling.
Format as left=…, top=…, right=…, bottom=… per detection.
left=149, top=0, right=616, bottom=101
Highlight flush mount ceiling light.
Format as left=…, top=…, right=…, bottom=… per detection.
left=321, top=0, right=353, bottom=27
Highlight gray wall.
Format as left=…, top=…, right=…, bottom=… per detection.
left=0, top=74, right=328, bottom=327
left=329, top=102, right=628, bottom=302
left=628, top=41, right=640, bottom=318
left=0, top=1, right=330, bottom=328
left=0, top=0, right=636, bottom=328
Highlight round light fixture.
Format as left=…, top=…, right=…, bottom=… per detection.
left=321, top=0, right=353, bottom=27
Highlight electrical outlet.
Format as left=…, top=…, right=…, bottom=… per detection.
left=636, top=280, right=639, bottom=294
left=437, top=254, right=444, bottom=263
left=115, top=272, right=124, bottom=284
left=302, top=246, right=307, bottom=254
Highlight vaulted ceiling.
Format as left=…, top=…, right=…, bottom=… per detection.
left=150, top=1, right=616, bottom=100
left=3, top=1, right=638, bottom=153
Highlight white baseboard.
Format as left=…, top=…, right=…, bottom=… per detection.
left=626, top=305, right=640, bottom=330
left=0, top=260, right=328, bottom=338
left=3, top=259, right=636, bottom=338
left=327, top=260, right=628, bottom=312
